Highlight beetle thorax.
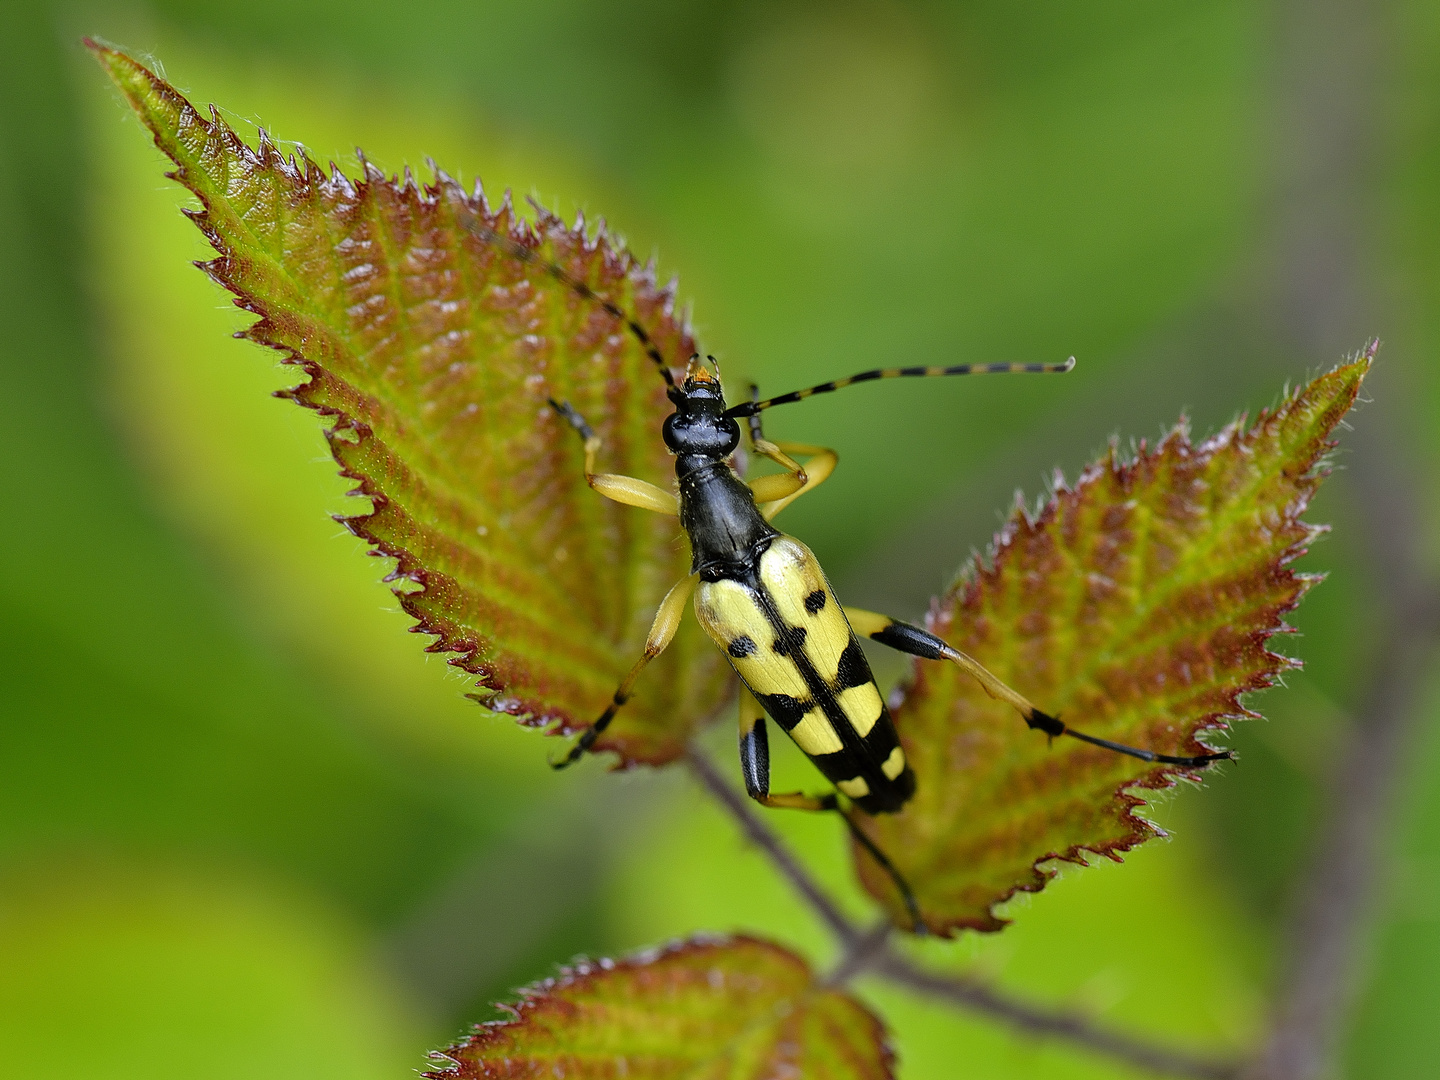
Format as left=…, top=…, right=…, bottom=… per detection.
left=663, top=367, right=777, bottom=579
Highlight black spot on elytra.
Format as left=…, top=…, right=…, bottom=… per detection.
left=728, top=635, right=757, bottom=658
left=804, top=589, right=827, bottom=614
left=756, top=692, right=809, bottom=731
left=771, top=626, right=807, bottom=655
left=834, top=640, right=871, bottom=689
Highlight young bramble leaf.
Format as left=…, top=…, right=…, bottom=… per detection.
left=425, top=935, right=894, bottom=1080
left=856, top=355, right=1371, bottom=934
left=89, top=42, right=732, bottom=766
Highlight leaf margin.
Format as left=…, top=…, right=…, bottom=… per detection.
left=423, top=933, right=896, bottom=1080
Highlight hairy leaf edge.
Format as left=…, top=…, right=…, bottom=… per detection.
left=421, top=933, right=896, bottom=1079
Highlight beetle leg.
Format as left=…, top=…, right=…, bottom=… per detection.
left=552, top=573, right=698, bottom=768
left=844, top=607, right=1232, bottom=769
left=735, top=684, right=925, bottom=932
left=758, top=441, right=838, bottom=521
left=741, top=384, right=840, bottom=519
left=550, top=399, right=678, bottom=515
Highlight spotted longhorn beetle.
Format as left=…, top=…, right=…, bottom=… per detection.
left=460, top=212, right=1232, bottom=929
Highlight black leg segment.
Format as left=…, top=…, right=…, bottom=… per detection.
left=850, top=609, right=1232, bottom=770
left=551, top=694, right=622, bottom=770
left=549, top=397, right=597, bottom=442
left=840, top=811, right=927, bottom=936
left=1042, top=718, right=1233, bottom=767
left=552, top=574, right=699, bottom=769
left=868, top=619, right=947, bottom=660
left=739, top=715, right=771, bottom=800
left=736, top=685, right=926, bottom=932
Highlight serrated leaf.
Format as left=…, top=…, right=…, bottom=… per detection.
left=856, top=356, right=1371, bottom=934
left=425, top=935, right=894, bottom=1080
left=90, top=42, right=732, bottom=766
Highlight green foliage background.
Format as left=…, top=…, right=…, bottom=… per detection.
left=1, top=2, right=1437, bottom=1077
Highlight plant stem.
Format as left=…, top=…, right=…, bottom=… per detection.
left=684, top=745, right=859, bottom=946
left=875, top=951, right=1238, bottom=1080
left=822, top=919, right=891, bottom=988
left=1242, top=589, right=1440, bottom=1080
left=686, top=743, right=1241, bottom=1080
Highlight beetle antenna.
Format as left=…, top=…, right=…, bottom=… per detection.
left=725, top=358, right=1076, bottom=417
left=456, top=209, right=678, bottom=392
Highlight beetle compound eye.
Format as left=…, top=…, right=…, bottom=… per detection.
left=719, top=418, right=741, bottom=457
left=661, top=413, right=682, bottom=452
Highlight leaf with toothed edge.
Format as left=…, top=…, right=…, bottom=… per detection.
left=853, top=354, right=1372, bottom=935
left=89, top=40, right=733, bottom=767
left=91, top=41, right=1372, bottom=941
left=424, top=935, right=895, bottom=1080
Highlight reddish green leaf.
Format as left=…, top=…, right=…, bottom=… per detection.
left=89, top=42, right=732, bottom=766
left=425, top=936, right=893, bottom=1080
left=856, top=356, right=1371, bottom=934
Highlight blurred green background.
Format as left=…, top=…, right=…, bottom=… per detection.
left=2, top=1, right=1437, bottom=1077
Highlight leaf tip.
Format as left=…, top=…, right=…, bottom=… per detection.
left=1324, top=339, right=1377, bottom=399
left=84, top=36, right=148, bottom=90
left=80, top=34, right=122, bottom=62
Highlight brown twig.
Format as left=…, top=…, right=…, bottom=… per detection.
left=875, top=951, right=1239, bottom=1080
left=686, top=743, right=1242, bottom=1080
left=1242, top=590, right=1440, bottom=1080
left=684, top=745, right=860, bottom=946
left=822, top=918, right=892, bottom=988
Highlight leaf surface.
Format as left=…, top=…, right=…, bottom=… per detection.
left=856, top=356, right=1371, bottom=934
left=425, top=935, right=894, bottom=1080
left=90, top=42, right=732, bottom=765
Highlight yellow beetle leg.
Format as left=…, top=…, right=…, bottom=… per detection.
left=551, top=399, right=678, bottom=515
left=552, top=573, right=698, bottom=768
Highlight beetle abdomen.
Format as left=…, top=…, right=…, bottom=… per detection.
left=694, top=535, right=915, bottom=813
